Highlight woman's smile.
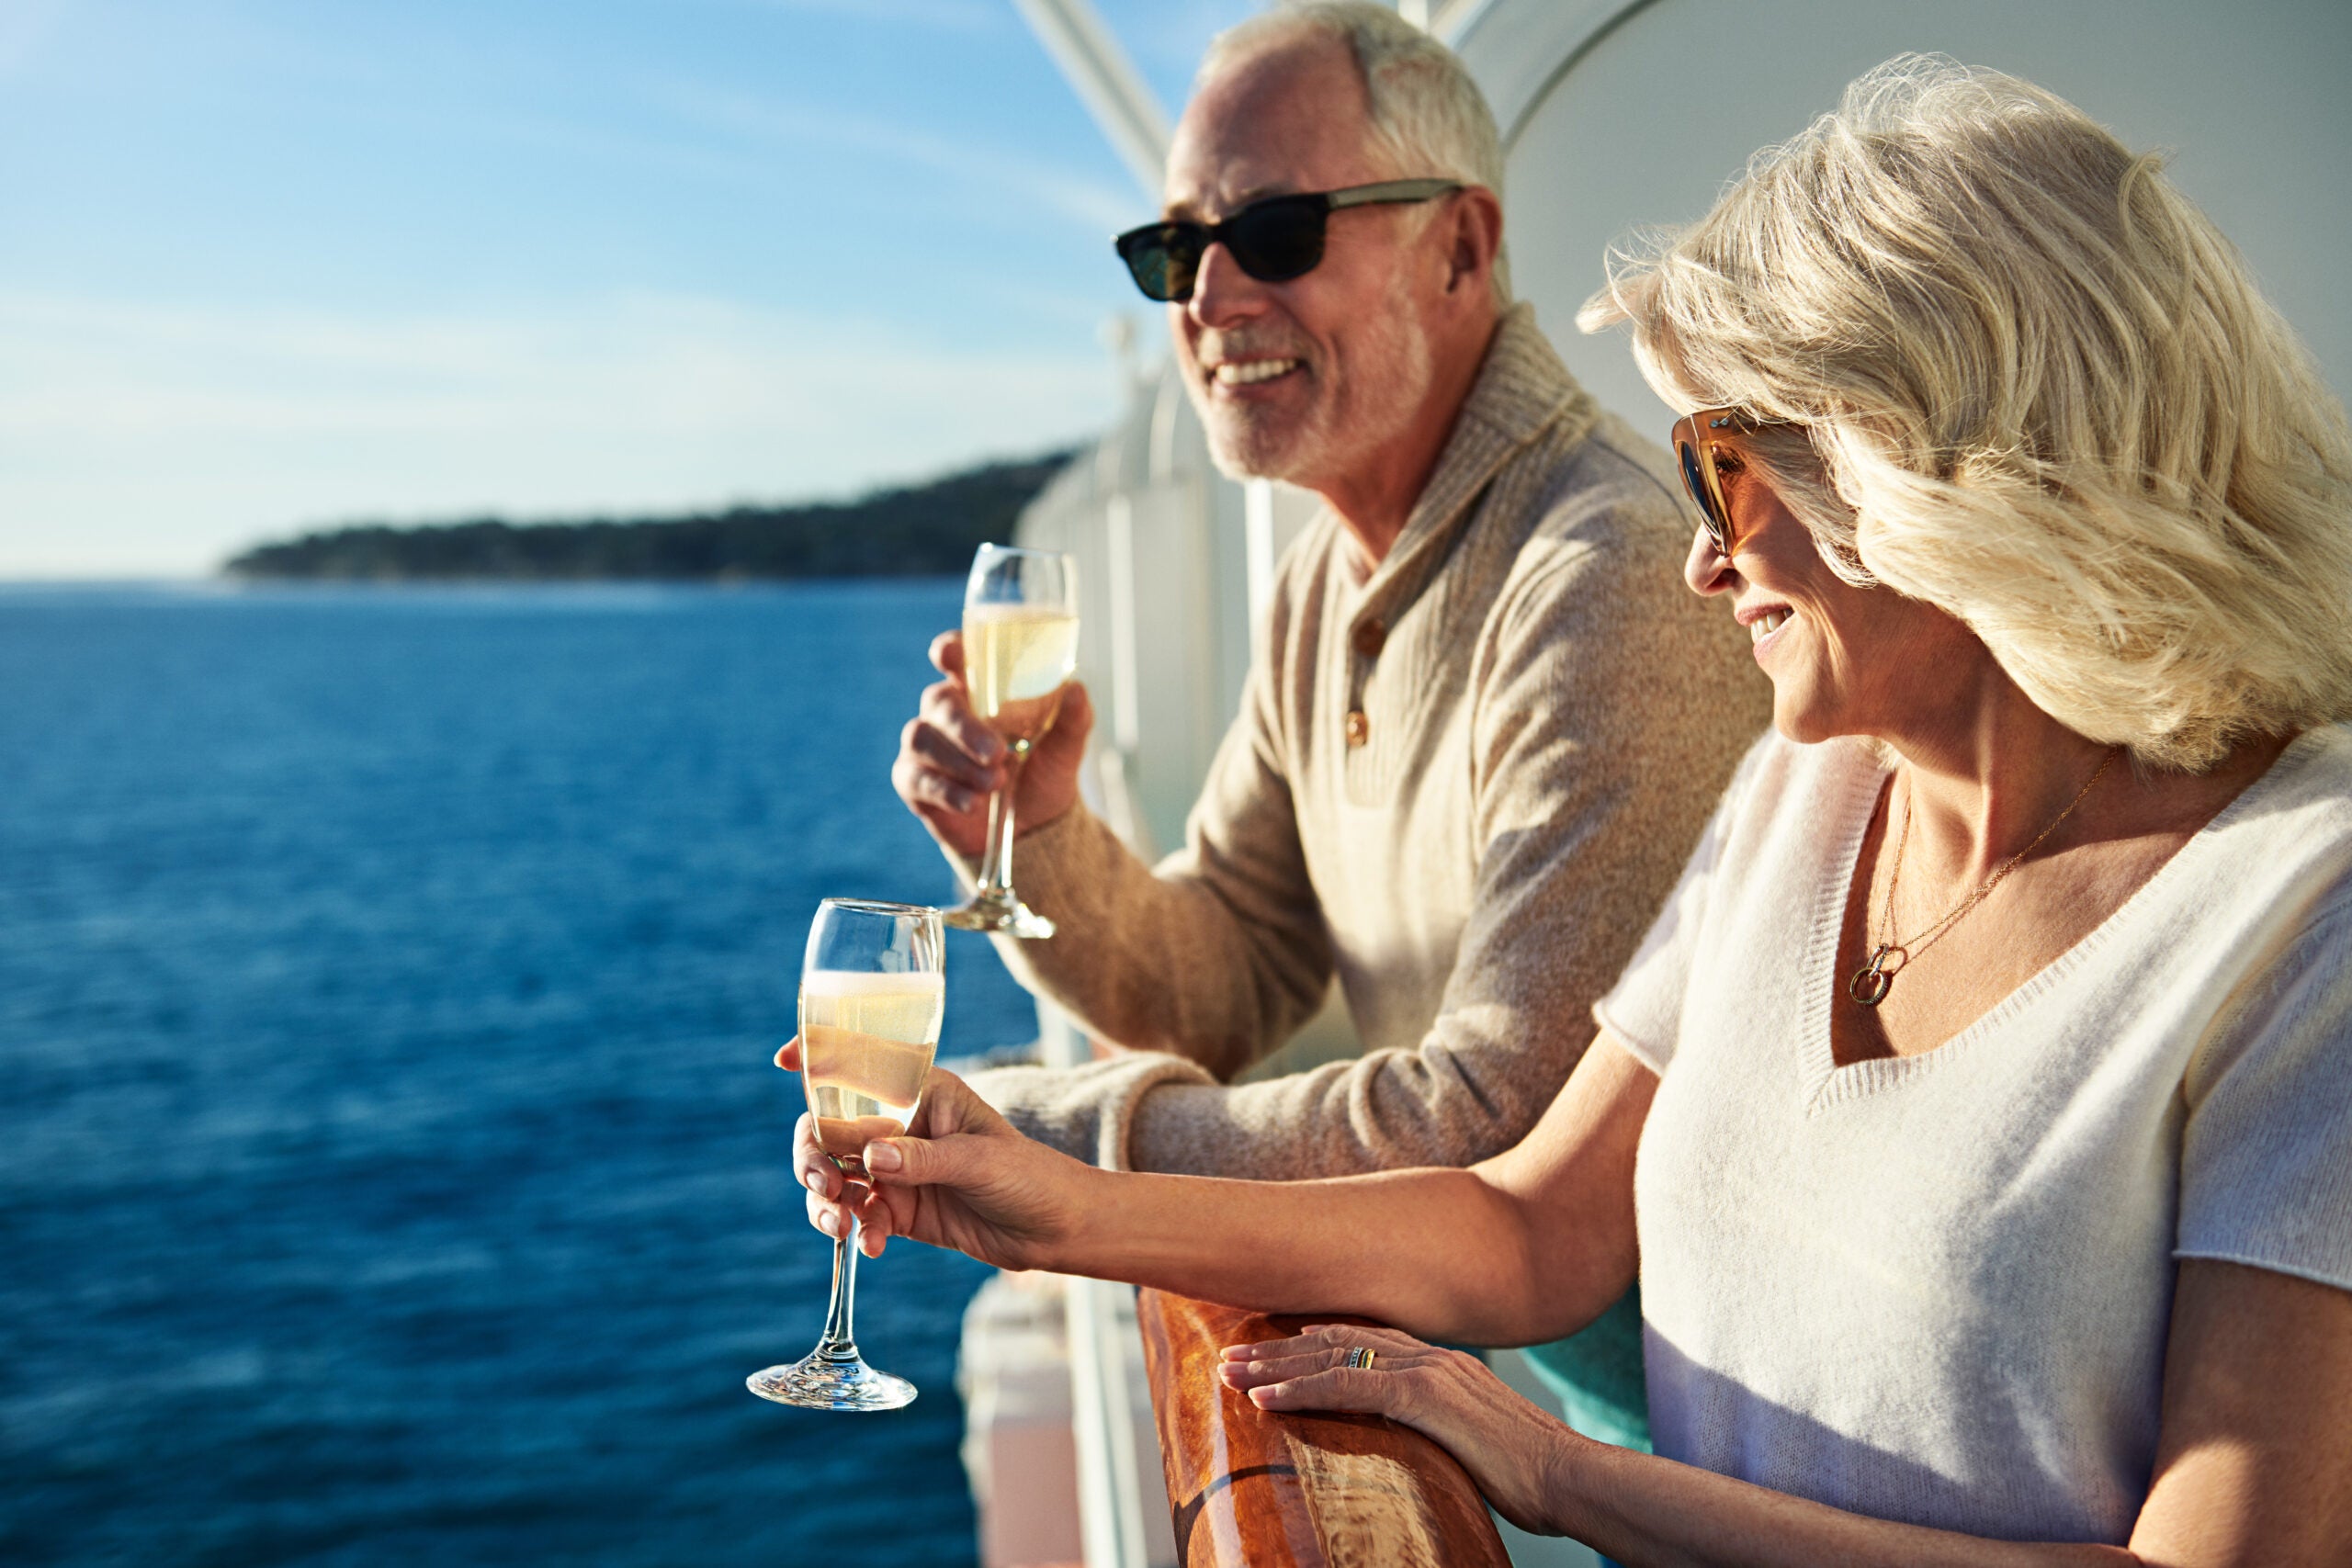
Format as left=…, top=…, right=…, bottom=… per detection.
left=1737, top=602, right=1796, bottom=661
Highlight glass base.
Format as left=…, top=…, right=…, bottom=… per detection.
left=747, top=1348, right=916, bottom=1412
left=941, top=887, right=1055, bottom=940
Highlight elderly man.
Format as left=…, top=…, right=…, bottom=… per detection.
left=888, top=3, right=1764, bottom=1450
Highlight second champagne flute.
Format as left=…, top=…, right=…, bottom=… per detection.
left=747, top=897, right=944, bottom=1412
left=943, top=544, right=1079, bottom=939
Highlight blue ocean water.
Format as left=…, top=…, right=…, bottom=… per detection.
left=0, top=581, right=1035, bottom=1567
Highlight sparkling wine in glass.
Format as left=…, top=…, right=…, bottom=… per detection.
left=943, top=544, right=1079, bottom=940
left=748, top=897, right=944, bottom=1412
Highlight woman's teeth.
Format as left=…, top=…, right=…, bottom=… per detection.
left=1751, top=610, right=1791, bottom=644
left=1214, top=358, right=1300, bottom=386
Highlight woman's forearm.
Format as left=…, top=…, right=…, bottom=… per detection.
left=1551, top=1439, right=2138, bottom=1568
left=1032, top=1036, right=1654, bottom=1343
left=1043, top=1160, right=1601, bottom=1345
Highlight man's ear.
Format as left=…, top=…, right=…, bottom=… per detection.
left=1442, top=186, right=1504, bottom=299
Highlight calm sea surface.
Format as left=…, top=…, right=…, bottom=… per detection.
left=0, top=581, right=1033, bottom=1567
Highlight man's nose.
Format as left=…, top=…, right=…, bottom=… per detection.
left=1683, top=525, right=1736, bottom=596
left=1185, top=240, right=1268, bottom=331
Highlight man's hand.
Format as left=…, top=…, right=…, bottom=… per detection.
left=778, top=1038, right=1090, bottom=1273
left=891, top=629, right=1092, bottom=859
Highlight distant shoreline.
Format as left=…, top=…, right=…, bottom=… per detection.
left=219, top=449, right=1073, bottom=583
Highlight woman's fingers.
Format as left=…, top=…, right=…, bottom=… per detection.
left=797, top=1157, right=898, bottom=1252
left=775, top=1037, right=802, bottom=1072
left=1215, top=1325, right=1452, bottom=1414
left=1221, top=1331, right=1438, bottom=1388
left=792, top=1111, right=838, bottom=1197
left=1243, top=1362, right=1401, bottom=1416
left=1221, top=1324, right=1422, bottom=1363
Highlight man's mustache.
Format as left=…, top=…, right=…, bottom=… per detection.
left=1193, top=335, right=1312, bottom=367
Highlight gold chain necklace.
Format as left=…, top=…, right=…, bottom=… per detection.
left=1848, top=746, right=2120, bottom=1007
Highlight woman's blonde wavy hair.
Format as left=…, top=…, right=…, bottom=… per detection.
left=1578, top=55, right=2352, bottom=771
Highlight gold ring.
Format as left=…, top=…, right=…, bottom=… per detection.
left=1344, top=1346, right=1375, bottom=1371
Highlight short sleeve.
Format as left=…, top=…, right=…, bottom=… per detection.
left=2177, top=897, right=2352, bottom=1292
left=1591, top=735, right=1770, bottom=1075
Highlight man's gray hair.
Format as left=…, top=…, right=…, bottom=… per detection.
left=1204, top=1, right=1510, bottom=303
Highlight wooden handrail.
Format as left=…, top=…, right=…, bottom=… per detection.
left=1136, top=1290, right=1510, bottom=1568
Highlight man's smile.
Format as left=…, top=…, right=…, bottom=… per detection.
left=1208, top=355, right=1306, bottom=389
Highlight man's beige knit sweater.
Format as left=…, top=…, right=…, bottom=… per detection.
left=963, top=307, right=1769, bottom=1178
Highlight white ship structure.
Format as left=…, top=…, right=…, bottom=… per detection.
left=956, top=3, right=2352, bottom=1564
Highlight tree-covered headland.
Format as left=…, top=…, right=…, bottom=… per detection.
left=223, top=450, right=1074, bottom=581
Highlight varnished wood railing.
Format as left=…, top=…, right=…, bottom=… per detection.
left=1136, top=1290, right=1510, bottom=1568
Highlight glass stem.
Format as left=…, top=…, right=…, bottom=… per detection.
left=815, top=1218, right=861, bottom=1362
left=971, top=742, right=1028, bottom=897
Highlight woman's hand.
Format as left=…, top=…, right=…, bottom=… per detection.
left=776, top=1039, right=1090, bottom=1272
left=1219, top=1324, right=1581, bottom=1536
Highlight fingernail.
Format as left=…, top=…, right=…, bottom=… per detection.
left=804, top=1169, right=825, bottom=1194
left=948, top=788, right=974, bottom=813
left=865, top=1142, right=902, bottom=1173
left=819, top=1210, right=839, bottom=1236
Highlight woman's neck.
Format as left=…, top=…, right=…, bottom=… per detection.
left=1876, top=670, right=2290, bottom=885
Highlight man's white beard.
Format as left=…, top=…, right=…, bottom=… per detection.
left=1193, top=294, right=1434, bottom=492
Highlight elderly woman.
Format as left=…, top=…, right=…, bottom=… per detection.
left=789, top=59, right=2352, bottom=1561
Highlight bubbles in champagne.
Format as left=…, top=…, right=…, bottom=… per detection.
left=963, top=604, right=1079, bottom=742
left=797, top=971, right=945, bottom=1166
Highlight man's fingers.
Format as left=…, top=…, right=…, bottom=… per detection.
left=906, top=716, right=999, bottom=792
left=906, top=769, right=979, bottom=818
left=1046, top=681, right=1095, bottom=751
left=929, top=628, right=967, bottom=680
left=917, top=680, right=1002, bottom=767
left=775, top=1037, right=802, bottom=1072
left=890, top=750, right=981, bottom=836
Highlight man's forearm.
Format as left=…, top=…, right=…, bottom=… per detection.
left=975, top=805, right=1329, bottom=1077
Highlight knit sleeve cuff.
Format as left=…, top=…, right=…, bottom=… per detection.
left=962, top=1051, right=1217, bottom=1171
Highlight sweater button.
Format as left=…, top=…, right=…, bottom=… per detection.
left=1351, top=618, right=1385, bottom=659
left=1345, top=709, right=1370, bottom=748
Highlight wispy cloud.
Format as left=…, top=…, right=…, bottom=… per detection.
left=726, top=0, right=1005, bottom=32
left=0, top=290, right=1119, bottom=575
left=651, top=82, right=1142, bottom=232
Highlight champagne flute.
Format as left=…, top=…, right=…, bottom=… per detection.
left=748, top=897, right=944, bottom=1412
left=942, top=544, right=1079, bottom=940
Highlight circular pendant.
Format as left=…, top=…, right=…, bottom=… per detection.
left=1848, top=944, right=1901, bottom=1007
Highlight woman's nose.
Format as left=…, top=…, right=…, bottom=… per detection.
left=1683, top=525, right=1735, bottom=595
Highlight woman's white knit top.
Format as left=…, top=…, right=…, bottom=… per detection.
left=1598, top=726, right=2352, bottom=1544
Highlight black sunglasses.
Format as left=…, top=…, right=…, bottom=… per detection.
left=1114, top=178, right=1463, bottom=303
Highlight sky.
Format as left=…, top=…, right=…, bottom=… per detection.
left=0, top=0, right=1259, bottom=577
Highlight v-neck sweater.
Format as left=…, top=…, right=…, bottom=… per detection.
left=1598, top=725, right=2352, bottom=1544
